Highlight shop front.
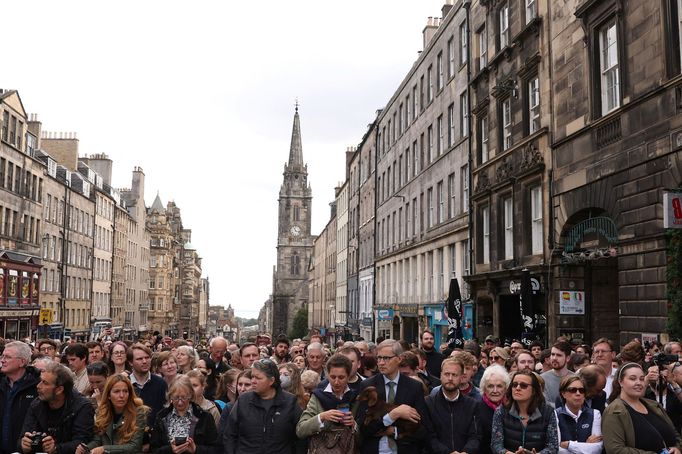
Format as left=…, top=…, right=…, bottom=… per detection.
left=424, top=302, right=475, bottom=350
left=0, top=250, right=42, bottom=340
left=469, top=269, right=548, bottom=346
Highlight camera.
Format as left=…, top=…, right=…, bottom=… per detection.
left=30, top=433, right=44, bottom=450
left=652, top=353, right=679, bottom=366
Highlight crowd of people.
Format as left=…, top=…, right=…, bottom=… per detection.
left=0, top=332, right=681, bottom=454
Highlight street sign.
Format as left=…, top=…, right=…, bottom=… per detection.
left=664, top=192, right=682, bottom=228
left=39, top=309, right=53, bottom=325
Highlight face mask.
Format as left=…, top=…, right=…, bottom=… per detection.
left=280, top=375, right=292, bottom=389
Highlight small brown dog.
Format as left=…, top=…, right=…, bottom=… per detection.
left=356, top=386, right=419, bottom=439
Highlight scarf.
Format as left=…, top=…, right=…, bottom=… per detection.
left=482, top=393, right=503, bottom=411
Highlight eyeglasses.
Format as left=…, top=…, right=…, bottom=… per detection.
left=112, top=351, right=127, bottom=356
left=39, top=346, right=55, bottom=352
left=511, top=381, right=531, bottom=390
left=0, top=355, right=17, bottom=361
left=565, top=387, right=585, bottom=394
left=593, top=349, right=612, bottom=355
left=376, top=355, right=397, bottom=363
left=170, top=396, right=190, bottom=402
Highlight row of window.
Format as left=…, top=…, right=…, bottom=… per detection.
left=377, top=165, right=469, bottom=254
left=0, top=205, right=41, bottom=244
left=0, top=158, right=43, bottom=204
left=64, top=307, right=90, bottom=328
left=376, top=240, right=469, bottom=306
left=1, top=110, right=25, bottom=150
left=478, top=185, right=543, bottom=264
left=94, top=257, right=111, bottom=282
left=64, top=275, right=92, bottom=301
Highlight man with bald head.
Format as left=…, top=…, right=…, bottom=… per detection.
left=209, top=336, right=230, bottom=376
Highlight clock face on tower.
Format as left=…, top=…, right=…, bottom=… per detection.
left=290, top=225, right=302, bottom=237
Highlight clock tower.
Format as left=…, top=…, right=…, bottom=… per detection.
left=272, top=105, right=313, bottom=336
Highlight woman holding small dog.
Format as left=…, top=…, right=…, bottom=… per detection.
left=296, top=354, right=358, bottom=449
left=75, top=374, right=148, bottom=454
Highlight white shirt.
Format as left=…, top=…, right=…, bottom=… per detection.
left=556, top=406, right=603, bottom=454
left=604, top=366, right=617, bottom=399
left=379, top=373, right=400, bottom=454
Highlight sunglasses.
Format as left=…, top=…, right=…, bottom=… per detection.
left=490, top=355, right=502, bottom=361
left=511, top=381, right=531, bottom=389
left=565, top=387, right=585, bottom=394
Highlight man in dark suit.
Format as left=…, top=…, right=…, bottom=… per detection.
left=356, top=339, right=431, bottom=454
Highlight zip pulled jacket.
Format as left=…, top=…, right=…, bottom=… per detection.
left=425, top=391, right=481, bottom=454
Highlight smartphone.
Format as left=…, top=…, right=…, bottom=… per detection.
left=174, top=437, right=187, bottom=445
left=337, top=403, right=351, bottom=413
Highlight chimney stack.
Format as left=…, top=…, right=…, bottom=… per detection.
left=442, top=0, right=454, bottom=19
left=423, top=16, right=440, bottom=50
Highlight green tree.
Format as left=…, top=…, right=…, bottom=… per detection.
left=289, top=308, right=308, bottom=339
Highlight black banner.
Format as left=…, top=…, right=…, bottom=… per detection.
left=519, top=269, right=536, bottom=346
left=446, top=277, right=464, bottom=349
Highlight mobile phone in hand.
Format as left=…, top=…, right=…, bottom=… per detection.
left=174, top=437, right=187, bottom=445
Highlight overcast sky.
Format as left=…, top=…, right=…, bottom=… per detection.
left=5, top=0, right=445, bottom=318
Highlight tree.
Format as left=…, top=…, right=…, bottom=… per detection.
left=289, top=308, right=308, bottom=339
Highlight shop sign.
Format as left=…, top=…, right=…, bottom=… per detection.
left=377, top=308, right=394, bottom=321
left=395, top=304, right=419, bottom=314
left=664, top=192, right=682, bottom=228
left=641, top=333, right=658, bottom=345
left=509, top=278, right=540, bottom=294
left=0, top=309, right=38, bottom=317
left=559, top=290, right=585, bottom=314
left=362, top=317, right=373, bottom=326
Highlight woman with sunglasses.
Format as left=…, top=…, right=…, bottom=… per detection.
left=491, top=370, right=558, bottom=454
left=556, top=376, right=602, bottom=454
left=224, top=359, right=303, bottom=454
left=150, top=375, right=218, bottom=454
left=490, top=347, right=510, bottom=367
left=602, top=362, right=682, bottom=454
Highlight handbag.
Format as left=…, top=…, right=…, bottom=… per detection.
left=308, top=425, right=356, bottom=454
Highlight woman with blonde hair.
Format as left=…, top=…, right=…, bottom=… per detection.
left=186, top=369, right=221, bottom=427
left=175, top=345, right=197, bottom=374
left=75, top=374, right=148, bottom=454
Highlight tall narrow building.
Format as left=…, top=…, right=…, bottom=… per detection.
left=272, top=106, right=313, bottom=336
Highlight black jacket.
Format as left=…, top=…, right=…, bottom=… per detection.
left=150, top=402, right=218, bottom=454
left=0, top=366, right=40, bottom=454
left=425, top=391, right=480, bottom=454
left=424, top=349, right=444, bottom=378
left=224, top=389, right=304, bottom=454
left=20, top=389, right=94, bottom=454
left=476, top=400, right=496, bottom=454
left=355, top=373, right=432, bottom=454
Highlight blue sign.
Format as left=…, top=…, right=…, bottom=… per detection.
left=377, top=308, right=394, bottom=321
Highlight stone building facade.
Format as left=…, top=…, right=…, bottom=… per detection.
left=374, top=3, right=472, bottom=346
left=335, top=180, right=349, bottom=337
left=548, top=0, right=682, bottom=345
left=40, top=134, right=96, bottom=339
left=0, top=90, right=43, bottom=339
left=146, top=195, right=176, bottom=335
left=120, top=168, right=150, bottom=334
left=357, top=120, right=378, bottom=342
left=308, top=203, right=336, bottom=336
left=466, top=0, right=553, bottom=344
left=272, top=107, right=314, bottom=337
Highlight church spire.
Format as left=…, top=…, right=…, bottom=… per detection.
left=287, top=101, right=304, bottom=168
